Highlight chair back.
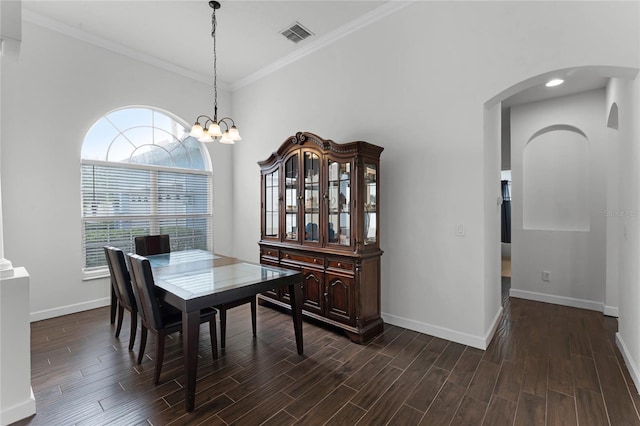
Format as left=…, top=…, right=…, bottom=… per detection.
left=134, top=234, right=171, bottom=256
left=126, top=253, right=165, bottom=330
left=104, top=246, right=135, bottom=308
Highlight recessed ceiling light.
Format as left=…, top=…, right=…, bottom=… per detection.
left=545, top=79, right=564, bottom=87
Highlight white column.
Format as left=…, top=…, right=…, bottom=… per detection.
left=0, top=0, right=20, bottom=279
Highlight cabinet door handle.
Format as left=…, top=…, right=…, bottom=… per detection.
left=337, top=262, right=342, bottom=267
left=285, top=254, right=290, bottom=259
left=313, top=258, right=318, bottom=263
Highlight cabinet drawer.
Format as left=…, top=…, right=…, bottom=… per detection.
left=261, top=248, right=279, bottom=262
left=281, top=251, right=324, bottom=268
left=327, top=259, right=354, bottom=273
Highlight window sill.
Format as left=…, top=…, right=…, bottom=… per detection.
left=82, top=268, right=109, bottom=281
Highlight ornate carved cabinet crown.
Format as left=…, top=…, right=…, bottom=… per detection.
left=258, top=132, right=384, bottom=343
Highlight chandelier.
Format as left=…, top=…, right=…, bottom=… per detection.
left=190, top=1, right=241, bottom=144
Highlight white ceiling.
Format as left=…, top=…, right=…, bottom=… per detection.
left=22, top=0, right=386, bottom=87
left=21, top=1, right=622, bottom=103
left=503, top=69, right=610, bottom=108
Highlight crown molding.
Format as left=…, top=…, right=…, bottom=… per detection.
left=22, top=2, right=414, bottom=94
left=22, top=9, right=232, bottom=92
left=230, top=0, right=415, bottom=92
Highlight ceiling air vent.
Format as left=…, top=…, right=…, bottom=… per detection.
left=280, top=22, right=314, bottom=43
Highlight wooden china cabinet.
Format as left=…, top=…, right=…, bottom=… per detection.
left=258, top=132, right=383, bottom=343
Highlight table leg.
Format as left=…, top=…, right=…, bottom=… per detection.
left=183, top=310, right=200, bottom=412
left=289, top=281, right=304, bottom=355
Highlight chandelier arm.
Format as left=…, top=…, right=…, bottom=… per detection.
left=195, top=114, right=212, bottom=125
left=217, top=117, right=236, bottom=127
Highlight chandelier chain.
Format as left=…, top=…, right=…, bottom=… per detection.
left=212, top=6, right=218, bottom=121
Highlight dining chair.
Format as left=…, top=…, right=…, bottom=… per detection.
left=125, top=253, right=218, bottom=385
left=134, top=234, right=171, bottom=256
left=104, top=246, right=138, bottom=351
left=134, top=234, right=257, bottom=349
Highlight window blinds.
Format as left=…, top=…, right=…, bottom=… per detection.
left=81, top=161, right=212, bottom=274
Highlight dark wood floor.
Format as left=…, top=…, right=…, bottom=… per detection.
left=15, top=292, right=640, bottom=425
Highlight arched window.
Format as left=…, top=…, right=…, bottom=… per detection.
left=81, top=106, right=212, bottom=278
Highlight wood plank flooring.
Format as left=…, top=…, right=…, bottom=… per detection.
left=14, top=295, right=640, bottom=425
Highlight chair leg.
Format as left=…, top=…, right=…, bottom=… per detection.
left=137, top=326, right=148, bottom=365
left=250, top=299, right=257, bottom=337
left=128, top=309, right=137, bottom=351
left=154, top=331, right=165, bottom=385
left=115, top=305, right=125, bottom=338
left=110, top=287, right=117, bottom=324
left=219, top=308, right=227, bottom=349
left=210, top=314, right=218, bottom=360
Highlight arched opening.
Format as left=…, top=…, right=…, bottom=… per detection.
left=484, top=65, right=638, bottom=330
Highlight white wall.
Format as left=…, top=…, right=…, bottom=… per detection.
left=229, top=1, right=639, bottom=348
left=614, top=74, right=640, bottom=392
left=0, top=22, right=234, bottom=320
left=510, top=89, right=608, bottom=309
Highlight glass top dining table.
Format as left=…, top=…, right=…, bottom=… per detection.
left=146, top=249, right=304, bottom=412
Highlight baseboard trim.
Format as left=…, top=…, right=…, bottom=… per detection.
left=509, top=289, right=605, bottom=313
left=604, top=305, right=620, bottom=317
left=484, top=306, right=504, bottom=348
left=30, top=297, right=110, bottom=322
left=1, top=388, right=35, bottom=426
left=616, top=333, right=640, bottom=395
left=382, top=312, right=495, bottom=350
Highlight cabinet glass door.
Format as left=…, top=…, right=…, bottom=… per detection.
left=284, top=155, right=298, bottom=241
left=327, top=160, right=350, bottom=246
left=304, top=152, right=320, bottom=242
left=264, top=169, right=279, bottom=238
left=364, top=163, right=377, bottom=245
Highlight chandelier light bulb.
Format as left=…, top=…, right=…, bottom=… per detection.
left=199, top=129, right=214, bottom=143
left=220, top=130, right=235, bottom=144
left=229, top=125, right=241, bottom=141
left=209, top=122, right=222, bottom=137
left=189, top=123, right=203, bottom=138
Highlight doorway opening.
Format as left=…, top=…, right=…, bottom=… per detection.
left=486, top=65, right=638, bottom=318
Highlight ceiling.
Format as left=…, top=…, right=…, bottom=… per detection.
left=21, top=1, right=622, bottom=103
left=502, top=69, right=609, bottom=108
left=22, top=0, right=386, bottom=87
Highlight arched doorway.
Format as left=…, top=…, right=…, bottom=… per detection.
left=484, top=65, right=638, bottom=320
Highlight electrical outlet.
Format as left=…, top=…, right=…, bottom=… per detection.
left=456, top=224, right=465, bottom=237
left=542, top=271, right=551, bottom=282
